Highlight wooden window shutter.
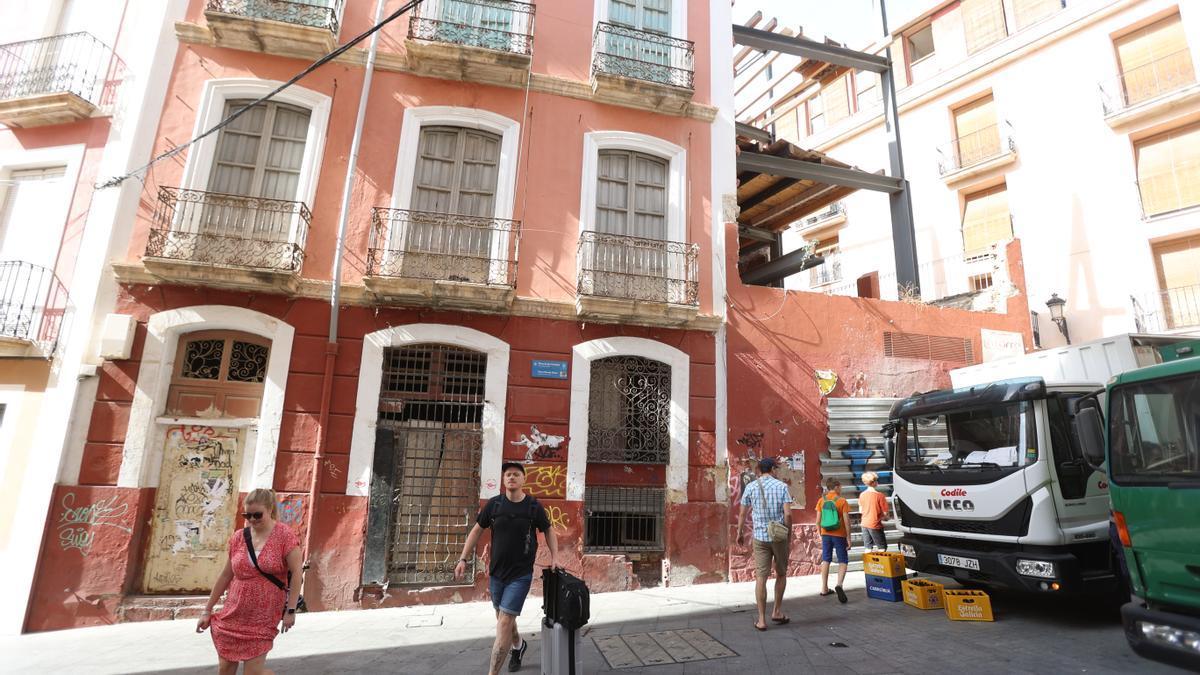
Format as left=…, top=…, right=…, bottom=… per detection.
left=962, top=0, right=1008, bottom=54
left=412, top=126, right=501, bottom=216
left=596, top=150, right=667, bottom=240
left=953, top=95, right=1000, bottom=167
left=1136, top=123, right=1200, bottom=216
left=1152, top=237, right=1200, bottom=291
left=822, top=74, right=851, bottom=125
left=1013, top=0, right=1062, bottom=30
left=961, top=184, right=1012, bottom=255
left=208, top=100, right=310, bottom=201
left=1115, top=14, right=1195, bottom=106
left=775, top=108, right=799, bottom=142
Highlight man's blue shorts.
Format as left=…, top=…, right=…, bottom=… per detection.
left=821, top=534, right=848, bottom=564
left=490, top=573, right=533, bottom=616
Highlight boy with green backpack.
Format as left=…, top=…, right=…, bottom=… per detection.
left=816, top=478, right=851, bottom=603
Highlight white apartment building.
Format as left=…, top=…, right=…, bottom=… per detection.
left=737, top=0, right=1200, bottom=347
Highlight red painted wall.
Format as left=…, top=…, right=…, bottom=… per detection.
left=724, top=228, right=1035, bottom=581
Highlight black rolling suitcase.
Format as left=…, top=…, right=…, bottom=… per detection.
left=541, top=567, right=590, bottom=675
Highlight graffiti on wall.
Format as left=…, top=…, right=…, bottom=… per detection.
left=511, top=425, right=566, bottom=464
left=278, top=495, right=304, bottom=526
left=524, top=464, right=567, bottom=499
left=545, top=504, right=571, bottom=532
left=56, top=493, right=133, bottom=556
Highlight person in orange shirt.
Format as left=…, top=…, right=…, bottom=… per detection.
left=816, top=478, right=852, bottom=603
left=859, top=471, right=890, bottom=552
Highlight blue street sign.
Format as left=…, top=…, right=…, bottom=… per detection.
left=531, top=359, right=568, bottom=380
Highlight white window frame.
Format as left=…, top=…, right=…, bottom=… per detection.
left=346, top=324, right=510, bottom=498
left=593, top=0, right=687, bottom=40
left=0, top=143, right=86, bottom=268
left=177, top=79, right=331, bottom=245
left=579, top=131, right=686, bottom=244
left=568, top=337, right=689, bottom=503
left=118, top=306, right=295, bottom=491
left=391, top=106, right=521, bottom=285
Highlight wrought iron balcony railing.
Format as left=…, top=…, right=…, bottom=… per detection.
left=800, top=202, right=845, bottom=229
left=577, top=230, right=698, bottom=306
left=206, top=0, right=343, bottom=34
left=1100, top=49, right=1197, bottom=116
left=368, top=208, right=520, bottom=286
left=937, top=121, right=1015, bottom=175
left=407, top=0, right=534, bottom=55
left=0, top=260, right=69, bottom=357
left=1133, top=284, right=1200, bottom=333
left=592, top=22, right=694, bottom=90
left=818, top=243, right=1007, bottom=307
left=0, top=32, right=115, bottom=106
left=145, top=187, right=310, bottom=273
left=809, top=253, right=842, bottom=287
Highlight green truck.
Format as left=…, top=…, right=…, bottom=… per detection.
left=1073, top=346, right=1200, bottom=669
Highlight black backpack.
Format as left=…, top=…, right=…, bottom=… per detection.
left=542, top=566, right=590, bottom=630
left=489, top=495, right=541, bottom=557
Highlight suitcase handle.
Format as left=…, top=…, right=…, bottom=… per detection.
left=962, top=598, right=975, bottom=604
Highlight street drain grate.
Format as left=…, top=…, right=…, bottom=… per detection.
left=594, top=629, right=737, bottom=669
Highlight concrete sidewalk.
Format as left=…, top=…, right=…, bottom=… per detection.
left=3, top=573, right=1179, bottom=674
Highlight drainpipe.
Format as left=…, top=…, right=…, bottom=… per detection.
left=304, top=0, right=387, bottom=576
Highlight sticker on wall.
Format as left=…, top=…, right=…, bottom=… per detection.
left=511, top=425, right=566, bottom=464
left=815, top=369, right=838, bottom=397
left=775, top=451, right=806, bottom=509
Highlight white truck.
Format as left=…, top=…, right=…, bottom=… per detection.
left=886, top=334, right=1185, bottom=595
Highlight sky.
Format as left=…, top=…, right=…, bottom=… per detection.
left=732, top=0, right=932, bottom=48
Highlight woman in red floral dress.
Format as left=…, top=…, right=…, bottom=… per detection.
left=197, top=489, right=302, bottom=674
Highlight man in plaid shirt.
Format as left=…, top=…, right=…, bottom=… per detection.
left=736, top=458, right=794, bottom=630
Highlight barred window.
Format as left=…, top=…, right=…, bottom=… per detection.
left=584, top=486, right=665, bottom=552
left=587, top=356, right=671, bottom=464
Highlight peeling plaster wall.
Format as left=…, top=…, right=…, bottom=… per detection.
left=725, top=226, right=1034, bottom=581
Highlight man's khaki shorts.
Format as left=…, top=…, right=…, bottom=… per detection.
left=752, top=538, right=790, bottom=578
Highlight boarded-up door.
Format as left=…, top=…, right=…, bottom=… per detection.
left=143, top=425, right=243, bottom=593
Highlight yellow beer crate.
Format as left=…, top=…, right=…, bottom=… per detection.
left=862, top=551, right=907, bottom=578
left=943, top=589, right=994, bottom=622
left=902, top=578, right=944, bottom=610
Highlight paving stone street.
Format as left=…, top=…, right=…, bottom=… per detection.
left=4, top=573, right=1184, bottom=674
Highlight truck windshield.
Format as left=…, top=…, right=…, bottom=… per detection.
left=1110, top=373, right=1200, bottom=485
left=897, top=401, right=1035, bottom=471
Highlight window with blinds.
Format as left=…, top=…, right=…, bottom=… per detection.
left=961, top=0, right=1008, bottom=54
left=961, top=184, right=1012, bottom=256
left=1013, top=0, right=1064, bottom=31
left=774, top=108, right=799, bottom=142
left=207, top=100, right=311, bottom=201
left=1151, top=237, right=1200, bottom=329
left=953, top=95, right=1001, bottom=168
left=1135, top=123, right=1200, bottom=217
left=411, top=126, right=501, bottom=217
left=1114, top=14, right=1196, bottom=107
left=596, top=150, right=668, bottom=240
left=822, top=74, right=851, bottom=126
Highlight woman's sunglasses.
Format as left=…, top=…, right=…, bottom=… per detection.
left=242, top=511, right=265, bottom=520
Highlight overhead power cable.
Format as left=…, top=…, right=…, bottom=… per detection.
left=97, top=0, right=425, bottom=190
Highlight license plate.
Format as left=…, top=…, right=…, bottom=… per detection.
left=938, top=554, right=981, bottom=571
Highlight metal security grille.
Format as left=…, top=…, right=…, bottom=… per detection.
left=583, top=487, right=664, bottom=552
left=587, top=356, right=670, bottom=464
left=883, top=331, right=975, bottom=365
left=380, top=344, right=485, bottom=585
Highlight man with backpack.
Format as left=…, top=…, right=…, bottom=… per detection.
left=816, top=477, right=852, bottom=603
left=456, top=462, right=560, bottom=674
left=735, top=458, right=794, bottom=631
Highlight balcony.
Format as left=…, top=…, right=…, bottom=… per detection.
left=365, top=208, right=519, bottom=312
left=204, top=0, right=342, bottom=59
left=1100, top=49, right=1200, bottom=128
left=1133, top=284, right=1200, bottom=333
left=590, top=22, right=694, bottom=114
left=405, top=0, right=535, bottom=88
left=142, top=187, right=309, bottom=294
left=0, top=261, right=69, bottom=358
left=0, top=33, right=116, bottom=127
left=937, top=121, right=1017, bottom=186
left=809, top=253, right=843, bottom=288
left=576, top=230, right=698, bottom=327
left=795, top=202, right=846, bottom=238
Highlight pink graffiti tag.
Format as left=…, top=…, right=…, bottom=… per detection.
left=57, top=493, right=133, bottom=557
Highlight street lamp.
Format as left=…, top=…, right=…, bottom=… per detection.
left=1046, top=293, right=1070, bottom=344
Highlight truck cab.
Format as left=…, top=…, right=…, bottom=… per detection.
left=889, top=377, right=1118, bottom=594
left=1075, top=358, right=1200, bottom=669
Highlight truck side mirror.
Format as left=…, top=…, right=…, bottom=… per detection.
left=1072, top=407, right=1106, bottom=469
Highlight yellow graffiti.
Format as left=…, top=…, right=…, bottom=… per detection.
left=545, top=504, right=571, bottom=532
left=525, top=464, right=566, bottom=498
